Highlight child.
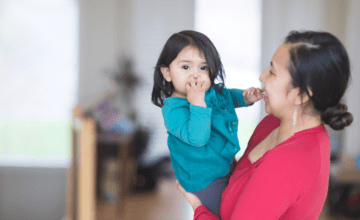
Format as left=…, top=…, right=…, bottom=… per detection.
left=151, top=30, right=263, bottom=216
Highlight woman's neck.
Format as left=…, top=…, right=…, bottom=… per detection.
left=276, top=111, right=322, bottom=146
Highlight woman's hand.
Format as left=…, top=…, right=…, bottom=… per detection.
left=243, top=87, right=264, bottom=105
left=176, top=180, right=203, bottom=211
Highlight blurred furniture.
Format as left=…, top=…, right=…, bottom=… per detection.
left=328, top=157, right=360, bottom=218
left=331, top=157, right=360, bottom=184
left=96, top=130, right=137, bottom=204
left=65, top=107, right=97, bottom=220
left=65, top=107, right=137, bottom=220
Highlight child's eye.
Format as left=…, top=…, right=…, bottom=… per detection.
left=269, top=70, right=274, bottom=75
left=200, top=66, right=208, bottom=71
left=182, top=65, right=189, bottom=70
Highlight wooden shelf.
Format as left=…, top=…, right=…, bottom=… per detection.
left=65, top=107, right=137, bottom=220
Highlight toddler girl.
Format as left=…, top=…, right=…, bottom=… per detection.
left=151, top=30, right=263, bottom=216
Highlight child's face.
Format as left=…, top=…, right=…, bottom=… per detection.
left=161, top=46, right=211, bottom=98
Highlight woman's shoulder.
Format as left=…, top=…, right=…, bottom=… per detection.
left=265, top=127, right=329, bottom=179
left=261, top=114, right=281, bottom=125
left=284, top=125, right=329, bottom=160
left=250, top=115, right=280, bottom=140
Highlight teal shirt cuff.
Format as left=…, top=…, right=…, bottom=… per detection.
left=229, top=89, right=254, bottom=108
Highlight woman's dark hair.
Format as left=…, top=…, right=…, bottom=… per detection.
left=284, top=30, right=353, bottom=130
left=151, top=30, right=225, bottom=107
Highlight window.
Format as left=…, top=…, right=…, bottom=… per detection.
left=0, top=0, right=78, bottom=167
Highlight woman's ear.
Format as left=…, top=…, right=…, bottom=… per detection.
left=161, top=66, right=171, bottom=82
left=293, top=87, right=312, bottom=106
left=307, top=87, right=313, bottom=98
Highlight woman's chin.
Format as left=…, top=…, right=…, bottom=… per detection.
left=264, top=105, right=271, bottom=115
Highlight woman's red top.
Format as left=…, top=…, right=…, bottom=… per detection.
left=194, top=114, right=330, bottom=220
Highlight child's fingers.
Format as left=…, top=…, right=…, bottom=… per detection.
left=251, top=87, right=257, bottom=95
left=246, top=88, right=251, bottom=96
left=188, top=76, right=196, bottom=87
left=254, top=88, right=261, bottom=96
left=185, top=81, right=191, bottom=90
left=255, top=88, right=264, bottom=100
left=247, top=87, right=255, bottom=96
left=256, top=93, right=263, bottom=100
left=186, top=78, right=194, bottom=90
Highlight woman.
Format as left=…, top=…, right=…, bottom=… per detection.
left=177, top=30, right=353, bottom=219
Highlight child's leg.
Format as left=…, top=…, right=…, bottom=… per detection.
left=193, top=164, right=234, bottom=216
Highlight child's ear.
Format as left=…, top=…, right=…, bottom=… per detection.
left=161, top=66, right=172, bottom=82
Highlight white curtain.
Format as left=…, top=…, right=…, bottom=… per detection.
left=261, top=0, right=360, bottom=157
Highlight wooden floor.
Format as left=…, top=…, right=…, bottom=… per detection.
left=97, top=177, right=193, bottom=220
left=97, top=177, right=357, bottom=220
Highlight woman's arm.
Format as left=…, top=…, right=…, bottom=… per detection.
left=162, top=103, right=212, bottom=147
left=191, top=154, right=300, bottom=219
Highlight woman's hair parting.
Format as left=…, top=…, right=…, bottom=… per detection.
left=151, top=30, right=225, bottom=107
left=284, top=30, right=353, bottom=130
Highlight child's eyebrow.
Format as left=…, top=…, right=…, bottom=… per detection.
left=178, top=60, right=207, bottom=64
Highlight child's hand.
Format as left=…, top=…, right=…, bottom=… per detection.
left=243, top=87, right=264, bottom=105
left=185, top=74, right=208, bottom=108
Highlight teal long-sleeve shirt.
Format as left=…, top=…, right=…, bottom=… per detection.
left=162, top=85, right=252, bottom=192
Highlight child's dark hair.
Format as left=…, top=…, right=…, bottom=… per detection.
left=284, top=30, right=353, bottom=130
left=151, top=30, right=225, bottom=107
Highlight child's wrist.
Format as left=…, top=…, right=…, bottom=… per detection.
left=244, top=99, right=253, bottom=105
left=190, top=100, right=207, bottom=108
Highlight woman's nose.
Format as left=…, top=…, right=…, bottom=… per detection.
left=259, top=67, right=268, bottom=82
left=259, top=72, right=264, bottom=82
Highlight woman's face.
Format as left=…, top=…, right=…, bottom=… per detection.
left=259, top=44, right=299, bottom=118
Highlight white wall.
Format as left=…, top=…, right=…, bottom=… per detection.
left=78, top=0, right=118, bottom=110
left=343, top=0, right=360, bottom=157
left=78, top=0, right=195, bottom=165
left=131, top=0, right=195, bottom=165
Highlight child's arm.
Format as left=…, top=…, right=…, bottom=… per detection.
left=163, top=101, right=212, bottom=147
left=229, top=87, right=263, bottom=108
left=163, top=74, right=212, bottom=147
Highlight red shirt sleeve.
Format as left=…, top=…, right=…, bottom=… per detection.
left=194, top=205, right=220, bottom=219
